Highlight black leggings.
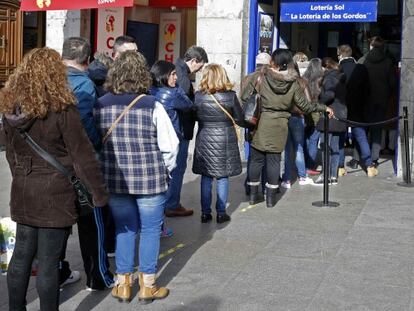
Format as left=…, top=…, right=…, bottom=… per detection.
left=7, top=223, right=70, bottom=311
left=248, top=147, right=281, bottom=186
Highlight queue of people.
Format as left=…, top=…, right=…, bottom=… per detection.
left=0, top=34, right=397, bottom=310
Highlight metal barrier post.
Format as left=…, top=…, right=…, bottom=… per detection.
left=398, top=106, right=414, bottom=187
left=313, top=112, right=340, bottom=207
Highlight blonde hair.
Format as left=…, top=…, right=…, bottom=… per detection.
left=293, top=52, right=308, bottom=63
left=198, top=64, right=234, bottom=94
left=337, top=44, right=352, bottom=57
left=0, top=48, right=76, bottom=118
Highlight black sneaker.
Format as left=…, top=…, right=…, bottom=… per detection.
left=372, top=160, right=379, bottom=168
left=346, top=159, right=359, bottom=169
left=216, top=213, right=231, bottom=224
left=330, top=177, right=338, bottom=185
left=312, top=176, right=325, bottom=186
left=201, top=213, right=212, bottom=223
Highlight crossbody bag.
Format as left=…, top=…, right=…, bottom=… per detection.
left=209, top=94, right=241, bottom=142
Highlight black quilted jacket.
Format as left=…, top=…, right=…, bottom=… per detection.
left=192, top=91, right=244, bottom=178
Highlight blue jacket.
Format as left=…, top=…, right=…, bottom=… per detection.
left=150, top=86, right=193, bottom=140
left=67, top=67, right=102, bottom=151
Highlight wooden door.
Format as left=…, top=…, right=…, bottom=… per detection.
left=0, top=0, right=22, bottom=87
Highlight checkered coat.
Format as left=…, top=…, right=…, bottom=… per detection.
left=95, top=93, right=168, bottom=195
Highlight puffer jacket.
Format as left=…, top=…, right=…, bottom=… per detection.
left=192, top=91, right=244, bottom=178
left=240, top=66, right=327, bottom=153
left=150, top=86, right=193, bottom=140
left=0, top=106, right=108, bottom=228
left=317, top=69, right=347, bottom=133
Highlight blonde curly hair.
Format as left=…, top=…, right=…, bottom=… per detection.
left=0, top=47, right=76, bottom=118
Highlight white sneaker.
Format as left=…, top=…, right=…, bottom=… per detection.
left=60, top=271, right=81, bottom=288
left=298, top=177, right=314, bottom=185
left=107, top=252, right=115, bottom=258
left=85, top=286, right=98, bottom=292
left=281, top=181, right=291, bottom=189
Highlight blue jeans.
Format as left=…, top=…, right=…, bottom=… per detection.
left=201, top=176, right=229, bottom=215
left=352, top=127, right=372, bottom=167
left=283, top=116, right=306, bottom=181
left=339, top=132, right=345, bottom=167
left=109, top=193, right=165, bottom=274
left=319, top=133, right=340, bottom=179
left=166, top=139, right=189, bottom=210
left=305, top=126, right=319, bottom=169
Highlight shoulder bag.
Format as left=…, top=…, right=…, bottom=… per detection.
left=243, top=70, right=265, bottom=129
left=209, top=94, right=241, bottom=142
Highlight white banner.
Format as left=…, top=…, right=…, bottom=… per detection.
left=158, top=12, right=181, bottom=63
left=96, top=7, right=125, bottom=58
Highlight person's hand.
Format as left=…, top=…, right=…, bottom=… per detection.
left=326, top=106, right=334, bottom=118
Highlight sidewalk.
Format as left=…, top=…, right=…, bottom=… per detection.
left=1, top=151, right=414, bottom=310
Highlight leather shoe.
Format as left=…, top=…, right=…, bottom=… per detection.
left=216, top=213, right=231, bottom=224
left=201, top=213, right=212, bottom=223
left=165, top=204, right=194, bottom=217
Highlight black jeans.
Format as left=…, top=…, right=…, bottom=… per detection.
left=248, top=147, right=281, bottom=186
left=7, top=224, right=70, bottom=311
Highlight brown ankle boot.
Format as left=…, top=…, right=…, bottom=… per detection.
left=138, top=273, right=169, bottom=304
left=111, top=273, right=132, bottom=303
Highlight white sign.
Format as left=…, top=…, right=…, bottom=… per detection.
left=96, top=7, right=125, bottom=58
left=158, top=12, right=181, bottom=63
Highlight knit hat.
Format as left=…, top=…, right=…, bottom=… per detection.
left=256, top=52, right=271, bottom=65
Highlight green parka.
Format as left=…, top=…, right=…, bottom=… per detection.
left=240, top=66, right=327, bottom=153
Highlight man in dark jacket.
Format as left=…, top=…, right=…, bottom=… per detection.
left=165, top=46, right=208, bottom=217
left=363, top=36, right=396, bottom=167
left=338, top=44, right=377, bottom=177
left=62, top=37, right=114, bottom=291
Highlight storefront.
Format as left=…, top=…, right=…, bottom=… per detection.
left=248, top=0, right=402, bottom=72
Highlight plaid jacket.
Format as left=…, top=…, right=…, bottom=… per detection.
left=95, top=93, right=168, bottom=195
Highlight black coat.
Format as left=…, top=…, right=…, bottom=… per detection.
left=192, top=91, right=244, bottom=178
left=339, top=58, right=370, bottom=123
left=363, top=48, right=396, bottom=122
left=88, top=59, right=109, bottom=98
left=317, top=69, right=347, bottom=133
left=175, top=58, right=196, bottom=140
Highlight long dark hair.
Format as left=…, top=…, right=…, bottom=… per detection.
left=150, top=60, right=175, bottom=88
left=271, top=48, right=294, bottom=71
left=303, top=58, right=323, bottom=101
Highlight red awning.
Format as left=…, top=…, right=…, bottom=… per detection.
left=20, top=0, right=134, bottom=11
left=148, top=0, right=196, bottom=7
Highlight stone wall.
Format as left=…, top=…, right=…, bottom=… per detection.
left=399, top=0, right=414, bottom=179
left=46, top=10, right=91, bottom=54
left=196, top=0, right=250, bottom=92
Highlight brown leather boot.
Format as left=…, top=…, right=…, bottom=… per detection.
left=111, top=273, right=132, bottom=303
left=138, top=273, right=169, bottom=304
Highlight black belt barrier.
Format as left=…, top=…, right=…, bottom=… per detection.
left=312, top=106, right=413, bottom=206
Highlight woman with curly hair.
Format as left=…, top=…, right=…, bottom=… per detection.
left=192, top=64, right=245, bottom=223
left=95, top=51, right=178, bottom=303
left=0, top=48, right=109, bottom=310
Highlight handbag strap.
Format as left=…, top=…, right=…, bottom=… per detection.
left=102, top=94, right=146, bottom=144
left=209, top=94, right=241, bottom=142
left=18, top=129, right=74, bottom=182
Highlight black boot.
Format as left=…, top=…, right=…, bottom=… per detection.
left=265, top=186, right=279, bottom=208
left=248, top=185, right=259, bottom=205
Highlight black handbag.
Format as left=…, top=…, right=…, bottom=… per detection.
left=19, top=129, right=94, bottom=216
left=243, top=70, right=265, bottom=130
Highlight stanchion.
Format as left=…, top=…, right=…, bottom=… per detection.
left=312, top=112, right=340, bottom=208
left=398, top=106, right=414, bottom=187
